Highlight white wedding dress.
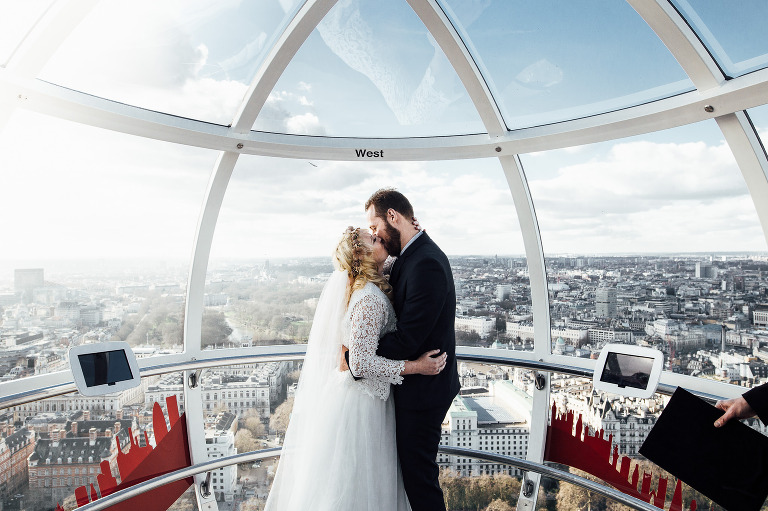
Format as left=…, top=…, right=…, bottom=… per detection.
left=264, top=271, right=411, bottom=511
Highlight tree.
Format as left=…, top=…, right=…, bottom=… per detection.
left=235, top=428, right=258, bottom=453
left=555, top=468, right=608, bottom=511
left=286, top=369, right=301, bottom=386
left=240, top=497, right=263, bottom=511
left=438, top=469, right=520, bottom=510
left=245, top=415, right=266, bottom=438
left=269, top=397, right=294, bottom=436
left=201, top=310, right=233, bottom=347
left=456, top=330, right=482, bottom=346
left=167, top=488, right=197, bottom=511
left=61, top=494, right=78, bottom=511
left=486, top=499, right=514, bottom=511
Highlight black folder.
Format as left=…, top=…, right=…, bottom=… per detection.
left=639, top=387, right=768, bottom=511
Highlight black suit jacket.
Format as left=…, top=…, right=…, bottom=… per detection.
left=376, top=232, right=460, bottom=410
left=744, top=382, right=768, bottom=425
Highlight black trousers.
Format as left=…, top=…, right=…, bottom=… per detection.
left=395, top=405, right=451, bottom=511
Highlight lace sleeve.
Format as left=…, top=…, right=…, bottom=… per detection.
left=382, top=256, right=396, bottom=277
left=348, top=292, right=405, bottom=386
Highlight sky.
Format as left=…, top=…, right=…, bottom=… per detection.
left=1, top=0, right=768, bottom=279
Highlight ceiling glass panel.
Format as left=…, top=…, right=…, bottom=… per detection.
left=0, top=0, right=54, bottom=67
left=670, top=0, right=768, bottom=78
left=38, top=0, right=303, bottom=125
left=252, top=0, right=484, bottom=137
left=206, top=156, right=529, bottom=350
left=440, top=0, right=693, bottom=130
left=522, top=120, right=767, bottom=360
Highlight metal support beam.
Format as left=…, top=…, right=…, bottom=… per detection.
left=716, top=112, right=768, bottom=249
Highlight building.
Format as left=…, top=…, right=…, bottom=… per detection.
left=652, top=318, right=680, bottom=337
left=505, top=321, right=535, bottom=342
left=12, top=385, right=143, bottom=416
left=588, top=327, right=634, bottom=345
left=14, top=269, right=44, bottom=302
left=79, top=306, right=102, bottom=326
left=754, top=308, right=768, bottom=328
left=550, top=327, right=589, bottom=347
left=438, top=382, right=530, bottom=477
left=205, top=412, right=238, bottom=502
left=596, top=287, right=617, bottom=319
left=550, top=380, right=662, bottom=458
left=496, top=284, right=513, bottom=301
left=695, top=262, right=714, bottom=279
left=455, top=315, right=495, bottom=339
left=54, top=302, right=80, bottom=323
left=505, top=321, right=588, bottom=346
left=0, top=428, right=35, bottom=498
left=145, top=365, right=287, bottom=419
left=27, top=428, right=120, bottom=503
left=585, top=395, right=658, bottom=457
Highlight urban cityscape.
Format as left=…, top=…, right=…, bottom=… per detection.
left=1, top=252, right=767, bottom=510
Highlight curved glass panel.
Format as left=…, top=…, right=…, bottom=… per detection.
left=38, top=0, right=303, bottom=125
left=670, top=0, right=768, bottom=78
left=207, top=156, right=530, bottom=351
left=523, top=120, right=768, bottom=366
left=252, top=0, right=484, bottom=137
left=440, top=0, right=693, bottom=129
left=0, top=0, right=54, bottom=67
left=0, top=110, right=216, bottom=375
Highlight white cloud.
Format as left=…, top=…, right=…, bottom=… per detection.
left=37, top=1, right=252, bottom=124
left=516, top=59, right=563, bottom=89
left=315, top=0, right=460, bottom=125
left=285, top=113, right=324, bottom=135
left=527, top=138, right=766, bottom=254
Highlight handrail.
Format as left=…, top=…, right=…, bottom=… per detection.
left=72, top=446, right=659, bottom=511
left=74, top=448, right=282, bottom=511
left=0, top=347, right=734, bottom=410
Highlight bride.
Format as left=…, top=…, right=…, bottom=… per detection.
left=264, top=226, right=447, bottom=511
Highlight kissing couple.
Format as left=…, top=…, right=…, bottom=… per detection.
left=265, top=188, right=461, bottom=510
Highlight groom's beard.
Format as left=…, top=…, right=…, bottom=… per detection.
left=382, top=222, right=401, bottom=257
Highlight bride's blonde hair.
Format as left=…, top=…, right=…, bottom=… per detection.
left=334, top=226, right=392, bottom=308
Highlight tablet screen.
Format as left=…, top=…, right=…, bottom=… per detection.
left=78, top=349, right=134, bottom=387
left=599, top=352, right=653, bottom=390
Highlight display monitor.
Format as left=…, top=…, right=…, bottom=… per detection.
left=69, top=342, right=141, bottom=396
left=592, top=344, right=664, bottom=399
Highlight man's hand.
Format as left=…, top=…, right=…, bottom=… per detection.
left=714, top=395, right=755, bottom=427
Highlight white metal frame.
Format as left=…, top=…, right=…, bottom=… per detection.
left=2, top=0, right=768, bottom=509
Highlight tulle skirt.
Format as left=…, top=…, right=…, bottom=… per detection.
left=264, top=370, right=411, bottom=511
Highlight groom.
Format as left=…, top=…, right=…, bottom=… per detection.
left=365, top=188, right=460, bottom=511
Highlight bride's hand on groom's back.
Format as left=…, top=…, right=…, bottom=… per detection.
left=408, top=349, right=447, bottom=376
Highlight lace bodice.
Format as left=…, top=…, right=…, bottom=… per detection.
left=343, top=283, right=403, bottom=400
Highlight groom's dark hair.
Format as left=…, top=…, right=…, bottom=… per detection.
left=365, top=188, right=414, bottom=220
